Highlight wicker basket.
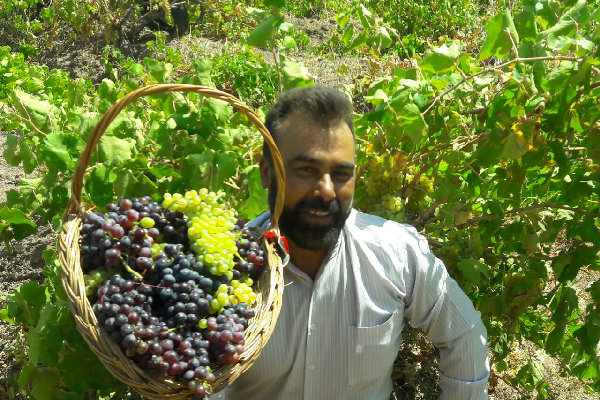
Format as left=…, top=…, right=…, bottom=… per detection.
left=58, top=84, right=286, bottom=399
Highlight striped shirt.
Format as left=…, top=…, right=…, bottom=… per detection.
left=214, top=209, right=489, bottom=400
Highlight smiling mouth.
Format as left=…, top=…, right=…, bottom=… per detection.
left=306, top=210, right=330, bottom=216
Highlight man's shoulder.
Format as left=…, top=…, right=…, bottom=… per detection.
left=247, top=211, right=271, bottom=229
left=345, top=209, right=422, bottom=247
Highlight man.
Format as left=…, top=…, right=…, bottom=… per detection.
left=217, top=86, right=489, bottom=399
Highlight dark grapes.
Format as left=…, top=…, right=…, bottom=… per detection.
left=83, top=197, right=261, bottom=399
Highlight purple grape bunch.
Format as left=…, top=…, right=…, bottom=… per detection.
left=232, top=226, right=265, bottom=280
left=93, top=272, right=255, bottom=399
left=80, top=196, right=188, bottom=278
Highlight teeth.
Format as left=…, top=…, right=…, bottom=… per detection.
left=307, top=210, right=329, bottom=216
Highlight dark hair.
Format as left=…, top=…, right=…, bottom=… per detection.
left=262, top=86, right=354, bottom=164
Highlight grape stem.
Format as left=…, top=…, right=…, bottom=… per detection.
left=122, top=261, right=144, bottom=281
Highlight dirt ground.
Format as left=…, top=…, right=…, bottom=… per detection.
left=1, top=13, right=599, bottom=400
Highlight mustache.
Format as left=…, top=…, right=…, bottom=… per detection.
left=295, top=197, right=341, bottom=213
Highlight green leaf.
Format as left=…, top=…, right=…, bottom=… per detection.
left=537, top=0, right=592, bottom=40
left=514, top=5, right=538, bottom=40
left=377, top=26, right=393, bottom=48
left=19, top=139, right=37, bottom=173
left=10, top=89, right=56, bottom=134
left=420, top=42, right=460, bottom=74
left=18, top=363, right=36, bottom=390
left=280, top=36, right=296, bottom=50
left=263, top=0, right=285, bottom=8
left=281, top=57, right=313, bottom=90
left=580, top=362, right=599, bottom=380
left=113, top=169, right=134, bottom=198
left=190, top=58, right=214, bottom=87
left=30, top=369, right=59, bottom=400
left=131, top=174, right=157, bottom=197
left=552, top=286, right=578, bottom=325
left=478, top=10, right=520, bottom=60
left=43, top=132, right=82, bottom=170
left=97, top=135, right=134, bottom=164
left=238, top=166, right=268, bottom=219
left=5, top=281, right=48, bottom=326
left=546, top=325, right=564, bottom=352
left=573, top=312, right=600, bottom=350
left=86, top=166, right=116, bottom=207
left=143, top=59, right=172, bottom=83
left=342, top=24, right=354, bottom=46
left=457, top=257, right=489, bottom=287
left=0, top=206, right=37, bottom=240
left=128, top=62, right=144, bottom=76
left=358, top=4, right=374, bottom=30
left=500, top=130, right=532, bottom=160
left=3, top=133, right=22, bottom=165
left=212, top=153, right=237, bottom=182
left=182, top=152, right=213, bottom=186
left=346, top=31, right=368, bottom=51
left=149, top=163, right=181, bottom=179
left=32, top=304, right=63, bottom=366
left=247, top=15, right=283, bottom=47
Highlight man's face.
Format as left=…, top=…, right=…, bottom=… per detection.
left=261, top=112, right=356, bottom=251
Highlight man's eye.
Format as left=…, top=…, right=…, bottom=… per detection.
left=297, top=166, right=317, bottom=174
left=333, top=171, right=354, bottom=180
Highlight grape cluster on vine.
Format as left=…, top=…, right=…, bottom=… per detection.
left=358, top=156, right=434, bottom=222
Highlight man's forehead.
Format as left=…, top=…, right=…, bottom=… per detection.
left=278, top=114, right=350, bottom=140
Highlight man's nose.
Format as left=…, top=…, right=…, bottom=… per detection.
left=314, top=174, right=335, bottom=202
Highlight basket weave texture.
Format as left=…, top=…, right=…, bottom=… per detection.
left=58, top=84, right=286, bottom=399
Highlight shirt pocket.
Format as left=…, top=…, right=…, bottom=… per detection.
left=347, top=310, right=403, bottom=386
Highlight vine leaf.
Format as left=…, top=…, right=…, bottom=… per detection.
left=500, top=129, right=532, bottom=160
left=3, top=133, right=22, bottom=166
left=281, top=57, right=314, bottom=90
left=19, top=139, right=37, bottom=174
left=87, top=166, right=116, bottom=207
left=97, top=135, right=134, bottom=164
left=2, top=281, right=48, bottom=327
left=247, top=15, right=283, bottom=47
left=457, top=257, right=488, bottom=287
left=420, top=42, right=460, bottom=74
left=478, top=10, right=520, bottom=60
left=0, top=206, right=37, bottom=241
left=42, top=132, right=82, bottom=170
left=10, top=89, right=57, bottom=134
left=238, top=166, right=268, bottom=219
left=537, top=0, right=592, bottom=41
left=513, top=5, right=537, bottom=41
left=263, top=0, right=286, bottom=9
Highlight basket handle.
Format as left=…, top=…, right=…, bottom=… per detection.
left=66, top=84, right=285, bottom=230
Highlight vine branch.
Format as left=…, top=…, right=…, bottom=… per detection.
left=423, top=55, right=582, bottom=115
left=460, top=203, right=599, bottom=227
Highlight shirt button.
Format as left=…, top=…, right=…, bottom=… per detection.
left=309, top=323, right=316, bottom=332
left=308, top=364, right=316, bottom=371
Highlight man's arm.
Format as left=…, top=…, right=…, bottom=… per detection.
left=401, top=229, right=489, bottom=400
left=436, top=320, right=489, bottom=399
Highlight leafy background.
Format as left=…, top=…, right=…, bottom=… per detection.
left=0, top=0, right=599, bottom=399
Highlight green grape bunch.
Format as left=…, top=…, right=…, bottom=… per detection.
left=357, top=153, right=434, bottom=223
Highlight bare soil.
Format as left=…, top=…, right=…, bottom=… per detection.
left=1, top=14, right=598, bottom=400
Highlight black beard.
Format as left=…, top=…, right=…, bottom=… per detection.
left=268, top=180, right=350, bottom=251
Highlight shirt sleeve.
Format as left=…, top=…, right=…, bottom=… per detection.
left=400, top=227, right=490, bottom=400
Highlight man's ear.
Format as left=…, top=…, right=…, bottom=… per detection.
left=259, top=156, right=271, bottom=189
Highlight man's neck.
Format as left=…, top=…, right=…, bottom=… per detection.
left=287, top=241, right=329, bottom=281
